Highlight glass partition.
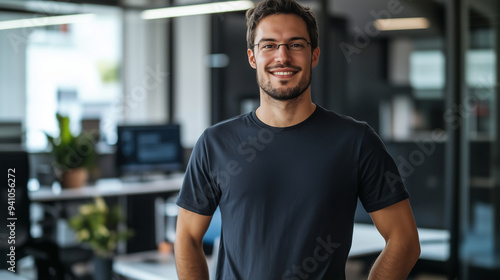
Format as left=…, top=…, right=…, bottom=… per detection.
left=461, top=0, right=500, bottom=278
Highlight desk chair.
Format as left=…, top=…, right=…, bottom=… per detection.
left=159, top=196, right=222, bottom=252
left=203, top=207, right=221, bottom=255
left=0, top=151, right=92, bottom=280
left=204, top=208, right=221, bottom=280
left=157, top=195, right=221, bottom=278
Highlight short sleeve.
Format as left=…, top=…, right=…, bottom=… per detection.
left=176, top=131, right=221, bottom=216
left=357, top=125, right=409, bottom=213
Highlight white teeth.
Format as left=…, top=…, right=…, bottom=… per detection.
left=273, top=72, right=294, bottom=75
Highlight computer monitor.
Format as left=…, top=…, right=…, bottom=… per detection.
left=0, top=121, right=23, bottom=144
left=115, top=124, right=184, bottom=177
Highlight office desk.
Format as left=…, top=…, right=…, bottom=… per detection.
left=29, top=175, right=184, bottom=202
left=113, top=250, right=215, bottom=280
left=113, top=251, right=179, bottom=280
left=28, top=175, right=184, bottom=252
left=350, top=223, right=449, bottom=259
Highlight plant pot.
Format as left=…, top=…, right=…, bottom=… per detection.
left=93, top=256, right=113, bottom=280
left=60, top=168, right=88, bottom=189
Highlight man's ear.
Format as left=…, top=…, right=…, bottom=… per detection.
left=248, top=49, right=257, bottom=69
left=311, top=47, right=320, bottom=68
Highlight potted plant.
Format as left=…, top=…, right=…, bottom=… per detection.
left=68, top=197, right=133, bottom=280
left=45, top=113, right=97, bottom=188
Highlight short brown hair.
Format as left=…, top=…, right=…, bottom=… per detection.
left=246, top=0, right=319, bottom=51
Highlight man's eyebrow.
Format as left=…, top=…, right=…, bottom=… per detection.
left=257, top=37, right=309, bottom=43
left=289, top=37, right=309, bottom=42
left=258, top=38, right=278, bottom=42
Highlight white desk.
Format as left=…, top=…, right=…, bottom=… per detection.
left=350, top=223, right=449, bottom=259
left=28, top=175, right=184, bottom=251
left=114, top=250, right=218, bottom=280
left=113, top=251, right=179, bottom=280
left=29, top=175, right=184, bottom=202
left=349, top=223, right=450, bottom=261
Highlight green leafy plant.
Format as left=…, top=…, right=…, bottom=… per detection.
left=68, top=197, right=133, bottom=257
left=45, top=113, right=97, bottom=171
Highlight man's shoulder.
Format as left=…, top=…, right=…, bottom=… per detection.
left=317, top=105, right=368, bottom=132
left=203, top=112, right=254, bottom=136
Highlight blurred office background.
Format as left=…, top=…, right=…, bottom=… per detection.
left=0, top=0, right=499, bottom=279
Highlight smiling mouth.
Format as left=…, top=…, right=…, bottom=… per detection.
left=267, top=64, right=302, bottom=79
left=272, top=71, right=295, bottom=76
left=269, top=71, right=298, bottom=79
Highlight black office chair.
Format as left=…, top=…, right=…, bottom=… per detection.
left=0, top=150, right=92, bottom=280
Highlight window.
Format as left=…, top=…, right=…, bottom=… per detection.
left=0, top=3, right=122, bottom=151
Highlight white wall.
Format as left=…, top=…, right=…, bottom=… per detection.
left=174, top=14, right=211, bottom=148
left=0, top=13, right=27, bottom=121
left=122, top=10, right=168, bottom=124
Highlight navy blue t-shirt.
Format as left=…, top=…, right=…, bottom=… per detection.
left=176, top=105, right=408, bottom=279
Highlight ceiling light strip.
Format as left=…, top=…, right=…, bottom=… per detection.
left=375, top=17, right=430, bottom=31
left=141, top=0, right=255, bottom=20
left=0, top=13, right=95, bottom=31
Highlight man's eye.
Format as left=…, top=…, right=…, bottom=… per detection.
left=290, top=43, right=304, bottom=48
left=262, top=44, right=276, bottom=49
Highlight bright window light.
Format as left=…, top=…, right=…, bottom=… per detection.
left=141, top=0, right=255, bottom=20
left=375, top=17, right=430, bottom=31
left=0, top=14, right=95, bottom=31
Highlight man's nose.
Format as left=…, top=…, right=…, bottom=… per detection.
left=274, top=45, right=291, bottom=63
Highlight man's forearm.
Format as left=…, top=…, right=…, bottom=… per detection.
left=368, top=239, right=420, bottom=280
left=174, top=237, right=209, bottom=280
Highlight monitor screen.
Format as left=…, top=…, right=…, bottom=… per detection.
left=116, top=124, right=184, bottom=175
left=0, top=121, right=23, bottom=144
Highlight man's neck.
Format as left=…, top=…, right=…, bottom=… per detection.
left=255, top=90, right=316, bottom=127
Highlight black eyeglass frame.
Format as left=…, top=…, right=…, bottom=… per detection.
left=251, top=40, right=312, bottom=51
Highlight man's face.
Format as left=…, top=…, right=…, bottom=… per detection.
left=247, top=14, right=320, bottom=101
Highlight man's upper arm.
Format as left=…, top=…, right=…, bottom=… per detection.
left=369, top=199, right=420, bottom=247
left=368, top=198, right=420, bottom=280
left=176, top=207, right=213, bottom=243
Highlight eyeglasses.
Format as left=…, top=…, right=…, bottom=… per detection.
left=251, top=39, right=311, bottom=54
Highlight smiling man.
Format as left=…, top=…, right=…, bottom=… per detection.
left=174, top=0, right=420, bottom=279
